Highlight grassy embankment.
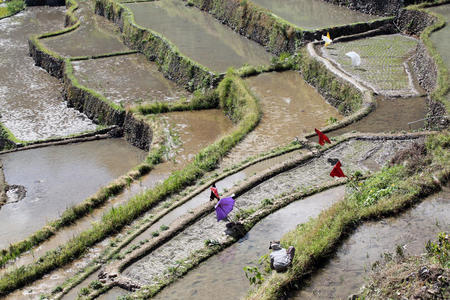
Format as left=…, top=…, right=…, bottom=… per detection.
left=0, top=70, right=261, bottom=297
left=410, top=1, right=450, bottom=113
left=247, top=131, right=450, bottom=299
left=0, top=0, right=24, bottom=19
left=359, top=231, right=449, bottom=299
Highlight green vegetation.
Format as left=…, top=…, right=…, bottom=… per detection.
left=298, top=48, right=363, bottom=115
left=0, top=122, right=22, bottom=150
left=247, top=132, right=450, bottom=300
left=64, top=59, right=124, bottom=112
left=0, top=143, right=165, bottom=269
left=413, top=2, right=450, bottom=112
left=358, top=232, right=449, bottom=299
left=0, top=0, right=25, bottom=20
left=0, top=70, right=261, bottom=297
left=131, top=90, right=219, bottom=115
left=95, top=0, right=219, bottom=91
left=324, top=34, right=419, bottom=93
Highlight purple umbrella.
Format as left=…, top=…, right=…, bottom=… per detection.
left=215, top=197, right=235, bottom=221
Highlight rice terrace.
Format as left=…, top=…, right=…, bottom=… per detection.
left=0, top=0, right=448, bottom=299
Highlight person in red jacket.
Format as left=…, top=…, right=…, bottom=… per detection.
left=210, top=183, right=220, bottom=201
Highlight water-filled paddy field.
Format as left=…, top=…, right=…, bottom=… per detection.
left=41, top=0, right=128, bottom=57
left=0, top=0, right=448, bottom=299
left=220, top=71, right=342, bottom=169
left=123, top=138, right=415, bottom=287
left=0, top=7, right=96, bottom=141
left=251, top=0, right=379, bottom=29
left=0, top=139, right=146, bottom=248
left=124, top=0, right=272, bottom=72
left=152, top=186, right=347, bottom=300
left=72, top=54, right=191, bottom=107
left=291, top=187, right=450, bottom=299
left=321, top=34, right=419, bottom=96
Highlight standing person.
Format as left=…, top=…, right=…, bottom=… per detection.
left=210, top=183, right=220, bottom=201
left=269, top=241, right=295, bottom=272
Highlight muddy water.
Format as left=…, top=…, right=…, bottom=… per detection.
left=0, top=7, right=96, bottom=141
left=124, top=138, right=415, bottom=285
left=1, top=110, right=233, bottom=288
left=221, top=71, right=342, bottom=169
left=153, top=187, right=346, bottom=300
left=72, top=54, right=190, bottom=106
left=0, top=139, right=146, bottom=248
left=428, top=5, right=450, bottom=71
left=251, top=0, right=378, bottom=30
left=326, top=96, right=427, bottom=138
left=291, top=187, right=450, bottom=299
left=42, top=0, right=128, bottom=57
left=124, top=0, right=272, bottom=73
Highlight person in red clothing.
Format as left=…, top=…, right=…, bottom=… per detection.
left=210, top=183, right=220, bottom=201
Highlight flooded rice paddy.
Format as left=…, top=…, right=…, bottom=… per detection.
left=41, top=0, right=129, bottom=57
left=291, top=187, right=450, bottom=299
left=251, top=0, right=378, bottom=30
left=124, top=138, right=415, bottom=286
left=0, top=7, right=96, bottom=141
left=1, top=109, right=232, bottom=277
left=72, top=54, right=191, bottom=107
left=321, top=34, right=419, bottom=96
left=327, top=96, right=427, bottom=138
left=0, top=139, right=146, bottom=248
left=152, top=186, right=347, bottom=300
left=124, top=0, right=272, bottom=73
left=220, top=71, right=342, bottom=169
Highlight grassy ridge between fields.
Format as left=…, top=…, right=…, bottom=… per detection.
left=247, top=131, right=450, bottom=300
left=409, top=1, right=450, bottom=112
left=95, top=0, right=219, bottom=91
left=0, top=0, right=24, bottom=19
left=0, top=70, right=261, bottom=296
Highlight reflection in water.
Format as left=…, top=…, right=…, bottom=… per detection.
left=0, top=7, right=96, bottom=141
left=0, top=139, right=146, bottom=248
left=124, top=0, right=272, bottom=72
left=42, top=0, right=128, bottom=57
left=72, top=54, right=191, bottom=106
left=291, top=188, right=450, bottom=299
left=251, top=0, right=377, bottom=30
left=222, top=71, right=341, bottom=168
left=152, top=187, right=346, bottom=300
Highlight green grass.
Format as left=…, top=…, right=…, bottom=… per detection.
left=247, top=131, right=450, bottom=300
left=324, top=34, right=418, bottom=93
left=415, top=2, right=450, bottom=113
left=0, top=71, right=261, bottom=297
left=298, top=48, right=363, bottom=115
left=0, top=0, right=24, bottom=20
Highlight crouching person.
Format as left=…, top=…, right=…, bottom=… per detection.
left=269, top=241, right=295, bottom=272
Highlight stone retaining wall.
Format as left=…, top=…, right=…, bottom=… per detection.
left=322, top=0, right=429, bottom=16
left=95, top=0, right=219, bottom=91
left=28, top=38, right=65, bottom=78
left=411, top=41, right=438, bottom=93
left=395, top=6, right=436, bottom=35
left=188, top=0, right=393, bottom=55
